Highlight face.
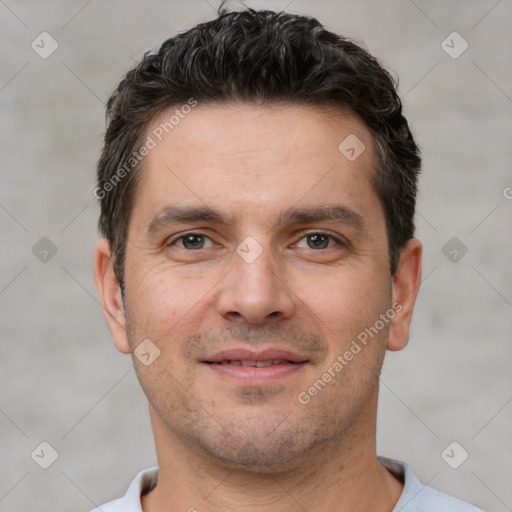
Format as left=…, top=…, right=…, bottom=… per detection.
left=96, top=103, right=420, bottom=472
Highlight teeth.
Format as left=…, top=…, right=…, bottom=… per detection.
left=223, top=359, right=289, bottom=367
left=256, top=360, right=273, bottom=367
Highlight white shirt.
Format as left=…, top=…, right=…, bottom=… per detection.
left=90, top=456, right=483, bottom=511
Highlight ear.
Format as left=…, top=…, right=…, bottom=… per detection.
left=93, top=238, right=131, bottom=354
left=387, top=238, right=422, bottom=351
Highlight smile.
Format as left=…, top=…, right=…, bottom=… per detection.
left=207, top=359, right=299, bottom=367
left=202, top=357, right=308, bottom=384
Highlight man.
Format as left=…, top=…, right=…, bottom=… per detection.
left=92, top=7, right=483, bottom=512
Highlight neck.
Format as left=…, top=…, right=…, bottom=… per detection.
left=141, top=391, right=403, bottom=512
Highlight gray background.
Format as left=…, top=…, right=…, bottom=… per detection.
left=1, top=1, right=511, bottom=511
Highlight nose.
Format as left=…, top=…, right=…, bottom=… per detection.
left=216, top=241, right=296, bottom=325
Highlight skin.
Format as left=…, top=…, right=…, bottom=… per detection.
left=94, top=103, right=422, bottom=512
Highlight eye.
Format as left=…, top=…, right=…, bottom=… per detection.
left=166, top=231, right=344, bottom=252
left=168, top=232, right=214, bottom=250
left=295, top=232, right=342, bottom=250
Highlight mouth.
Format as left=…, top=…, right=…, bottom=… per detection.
left=201, top=349, right=309, bottom=383
left=206, top=359, right=301, bottom=367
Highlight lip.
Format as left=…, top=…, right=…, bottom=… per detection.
left=202, top=348, right=309, bottom=364
left=201, top=348, right=309, bottom=384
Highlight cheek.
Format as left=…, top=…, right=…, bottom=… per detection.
left=125, top=258, right=214, bottom=342
left=294, top=264, right=390, bottom=326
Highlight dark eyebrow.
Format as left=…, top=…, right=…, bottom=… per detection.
left=147, top=206, right=232, bottom=235
left=146, top=204, right=366, bottom=235
left=277, top=205, right=365, bottom=232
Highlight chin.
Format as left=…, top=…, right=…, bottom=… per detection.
left=204, top=443, right=305, bottom=474
left=194, top=422, right=325, bottom=474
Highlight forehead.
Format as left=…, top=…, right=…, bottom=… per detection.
left=146, top=102, right=373, bottom=166
left=131, top=103, right=382, bottom=231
